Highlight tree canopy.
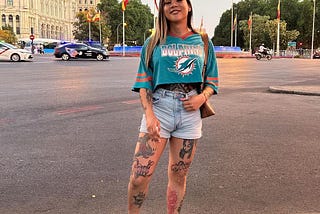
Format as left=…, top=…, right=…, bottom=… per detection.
left=0, top=25, right=17, bottom=44
left=213, top=0, right=319, bottom=50
left=73, top=0, right=154, bottom=47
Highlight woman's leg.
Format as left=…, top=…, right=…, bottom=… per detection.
left=128, top=133, right=168, bottom=214
left=167, top=137, right=198, bottom=214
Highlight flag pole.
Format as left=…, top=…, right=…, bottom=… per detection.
left=249, top=12, right=252, bottom=54
left=122, top=10, right=125, bottom=56
left=276, top=0, right=280, bottom=56
left=311, top=0, right=316, bottom=59
left=99, top=11, right=102, bottom=44
left=89, top=21, right=91, bottom=41
left=234, top=13, right=237, bottom=47
left=231, top=0, right=234, bottom=47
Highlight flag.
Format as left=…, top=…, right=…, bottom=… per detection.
left=122, top=0, right=129, bottom=11
left=93, top=12, right=100, bottom=22
left=277, top=0, right=280, bottom=22
left=248, top=14, right=252, bottom=30
left=232, top=15, right=237, bottom=31
left=86, top=12, right=93, bottom=22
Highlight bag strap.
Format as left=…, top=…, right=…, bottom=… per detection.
left=200, top=33, right=209, bottom=91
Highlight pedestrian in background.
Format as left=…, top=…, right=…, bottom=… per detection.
left=128, top=0, right=219, bottom=213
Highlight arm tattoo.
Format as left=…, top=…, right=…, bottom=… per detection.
left=146, top=89, right=153, bottom=104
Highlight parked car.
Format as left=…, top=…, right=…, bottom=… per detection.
left=0, top=41, right=33, bottom=62
left=54, top=43, right=109, bottom=61
left=313, top=48, right=320, bottom=59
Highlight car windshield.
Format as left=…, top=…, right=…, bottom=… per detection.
left=2, top=42, right=18, bottom=49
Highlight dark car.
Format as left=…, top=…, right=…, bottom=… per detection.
left=313, top=48, right=320, bottom=59
left=54, top=43, right=109, bottom=61
left=83, top=41, right=107, bottom=51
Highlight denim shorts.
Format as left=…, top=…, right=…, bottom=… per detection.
left=139, top=88, right=202, bottom=139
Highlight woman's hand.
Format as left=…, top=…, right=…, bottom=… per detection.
left=145, top=113, right=161, bottom=141
left=181, top=94, right=206, bottom=111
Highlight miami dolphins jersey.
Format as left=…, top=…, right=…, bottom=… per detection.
left=132, top=33, right=219, bottom=94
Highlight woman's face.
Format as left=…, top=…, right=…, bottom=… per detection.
left=163, top=0, right=190, bottom=24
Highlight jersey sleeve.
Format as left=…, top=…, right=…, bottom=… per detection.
left=204, top=40, right=219, bottom=94
left=132, top=40, right=153, bottom=92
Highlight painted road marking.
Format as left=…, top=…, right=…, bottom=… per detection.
left=55, top=105, right=104, bottom=115
left=121, top=99, right=140, bottom=104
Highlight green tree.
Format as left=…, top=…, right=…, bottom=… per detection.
left=266, top=19, right=299, bottom=50
left=99, top=0, right=153, bottom=46
left=73, top=10, right=109, bottom=42
left=0, top=25, right=17, bottom=44
left=214, top=0, right=305, bottom=49
left=239, top=14, right=271, bottom=50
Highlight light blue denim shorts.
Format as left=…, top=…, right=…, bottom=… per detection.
left=139, top=88, right=202, bottom=139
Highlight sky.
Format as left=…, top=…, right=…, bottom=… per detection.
left=140, top=0, right=241, bottom=37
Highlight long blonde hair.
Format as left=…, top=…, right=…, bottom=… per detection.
left=145, top=0, right=196, bottom=68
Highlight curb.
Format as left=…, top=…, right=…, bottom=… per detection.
left=268, top=86, right=320, bottom=96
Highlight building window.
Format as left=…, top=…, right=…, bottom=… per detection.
left=7, top=0, right=13, bottom=6
left=90, top=0, right=93, bottom=4
left=1, top=14, right=6, bottom=27
left=16, top=15, right=20, bottom=34
left=79, top=0, right=81, bottom=3
left=8, top=15, right=13, bottom=27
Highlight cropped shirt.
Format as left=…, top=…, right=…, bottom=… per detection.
left=132, top=33, right=219, bottom=94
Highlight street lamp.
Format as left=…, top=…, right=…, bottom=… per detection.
left=116, top=22, right=127, bottom=45
left=311, top=0, right=316, bottom=59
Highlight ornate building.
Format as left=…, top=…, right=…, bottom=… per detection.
left=0, top=0, right=101, bottom=41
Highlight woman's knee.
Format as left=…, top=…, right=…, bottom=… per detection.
left=129, top=173, right=151, bottom=189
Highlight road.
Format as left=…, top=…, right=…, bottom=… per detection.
left=0, top=56, right=319, bottom=214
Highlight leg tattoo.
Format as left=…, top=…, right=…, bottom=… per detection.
left=135, top=134, right=155, bottom=159
left=179, top=139, right=196, bottom=159
left=133, top=159, right=154, bottom=178
left=133, top=192, right=146, bottom=208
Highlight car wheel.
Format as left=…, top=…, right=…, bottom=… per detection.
left=266, top=55, right=272, bottom=60
left=11, top=53, right=21, bottom=62
left=61, top=53, right=70, bottom=61
left=96, top=54, right=104, bottom=61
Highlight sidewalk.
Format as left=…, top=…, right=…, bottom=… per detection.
left=269, top=80, right=320, bottom=96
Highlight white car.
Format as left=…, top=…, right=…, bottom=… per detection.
left=0, top=41, right=33, bottom=62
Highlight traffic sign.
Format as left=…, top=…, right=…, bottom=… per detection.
left=30, top=34, right=35, bottom=40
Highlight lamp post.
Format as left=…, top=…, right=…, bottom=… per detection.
left=311, top=0, right=316, bottom=59
left=116, top=22, right=126, bottom=45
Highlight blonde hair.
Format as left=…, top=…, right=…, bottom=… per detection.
left=145, top=0, right=196, bottom=68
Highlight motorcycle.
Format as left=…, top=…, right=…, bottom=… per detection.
left=255, top=49, right=272, bottom=60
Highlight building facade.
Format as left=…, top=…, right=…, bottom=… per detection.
left=1, top=0, right=100, bottom=41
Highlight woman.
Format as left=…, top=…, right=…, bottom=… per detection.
left=128, top=0, right=218, bottom=213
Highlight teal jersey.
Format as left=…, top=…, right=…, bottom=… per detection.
left=132, top=33, right=219, bottom=94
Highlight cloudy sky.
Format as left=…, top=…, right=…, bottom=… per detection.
left=140, top=0, right=242, bottom=37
